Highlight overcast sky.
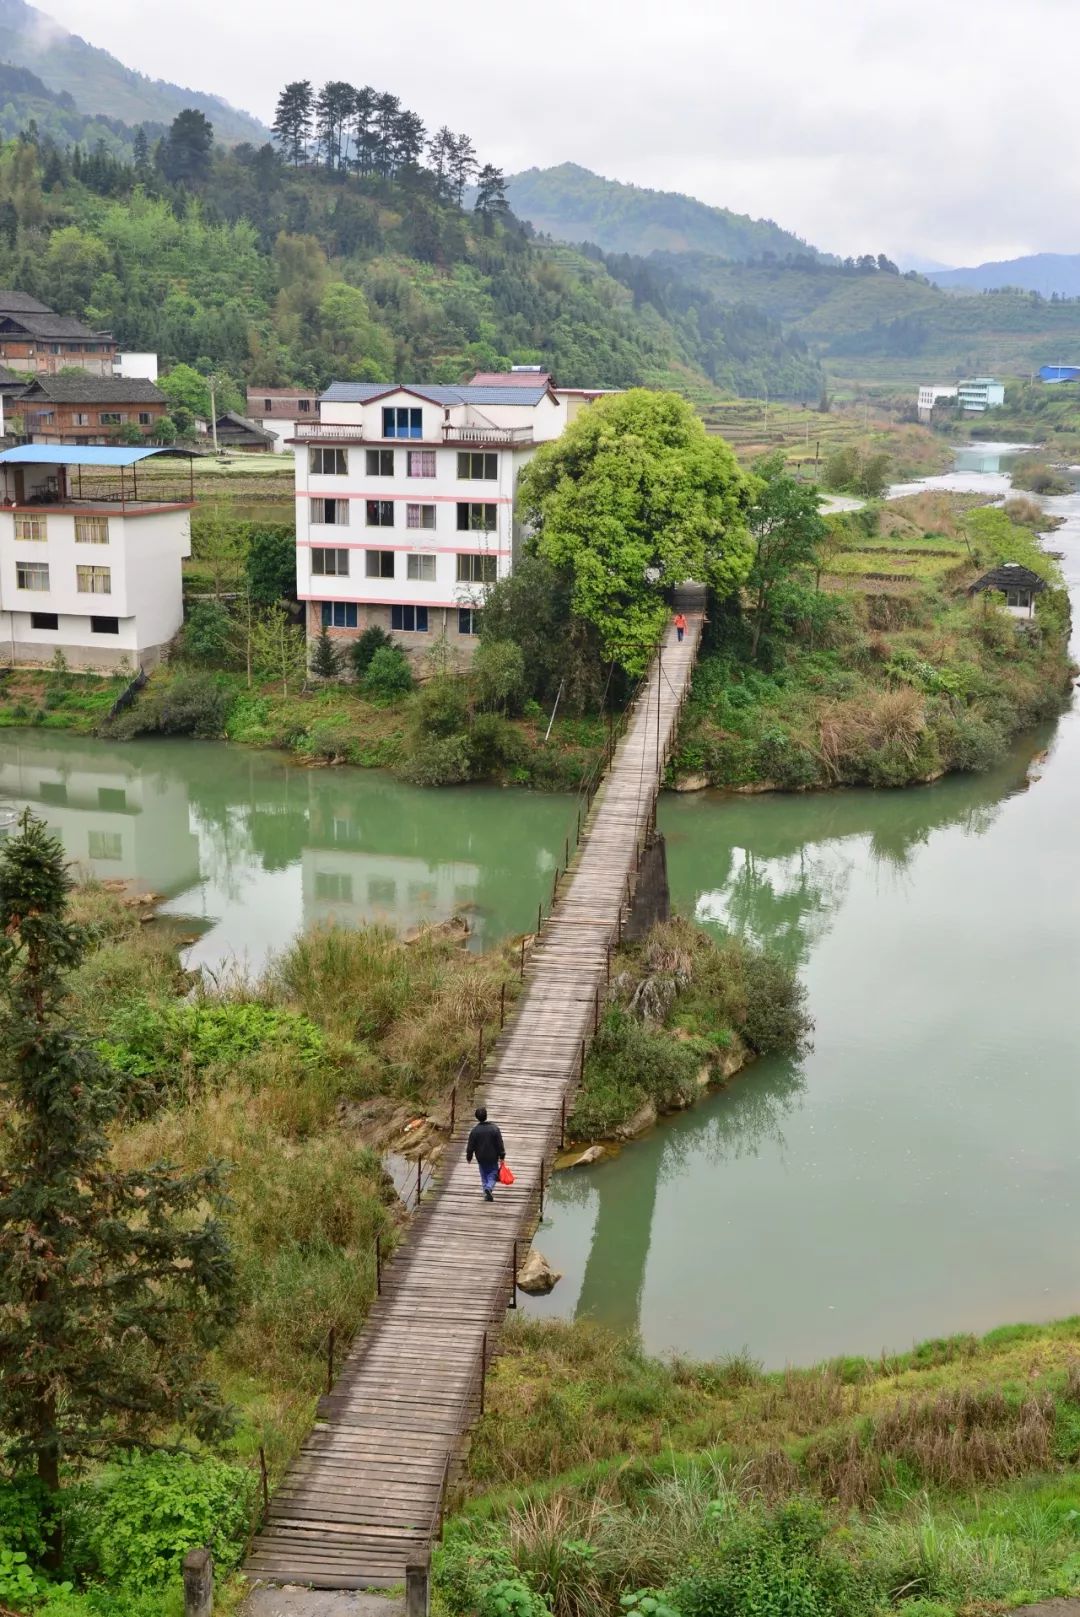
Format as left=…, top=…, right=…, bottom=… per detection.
left=40, top=0, right=1078, bottom=266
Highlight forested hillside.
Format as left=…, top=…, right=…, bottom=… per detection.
left=0, top=118, right=821, bottom=398
left=0, top=0, right=266, bottom=143
left=0, top=61, right=160, bottom=152
left=506, top=162, right=819, bottom=260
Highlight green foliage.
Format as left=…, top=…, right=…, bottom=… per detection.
left=822, top=446, right=891, bottom=497
left=519, top=391, right=754, bottom=673
left=349, top=624, right=395, bottom=679
left=363, top=644, right=414, bottom=700
left=98, top=997, right=326, bottom=1100
left=108, top=671, right=229, bottom=737
left=180, top=599, right=233, bottom=666
left=160, top=362, right=211, bottom=420
left=309, top=622, right=342, bottom=679
left=251, top=603, right=308, bottom=696
left=400, top=732, right=474, bottom=786
left=0, top=1477, right=53, bottom=1564
left=0, top=813, right=237, bottom=1513
left=671, top=1499, right=870, bottom=1617
left=570, top=1008, right=701, bottom=1139
left=473, top=639, right=527, bottom=715
left=82, top=1452, right=256, bottom=1593
left=747, top=453, right=827, bottom=657
left=1009, top=459, right=1072, bottom=496
left=479, top=555, right=609, bottom=714
left=245, top=524, right=297, bottom=606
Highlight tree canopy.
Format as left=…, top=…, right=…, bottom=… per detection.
left=517, top=390, right=754, bottom=673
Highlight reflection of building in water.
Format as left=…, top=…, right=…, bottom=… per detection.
left=0, top=739, right=200, bottom=895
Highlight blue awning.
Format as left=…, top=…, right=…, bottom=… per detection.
left=0, top=446, right=197, bottom=468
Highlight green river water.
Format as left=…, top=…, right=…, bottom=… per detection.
left=1, top=446, right=1076, bottom=1367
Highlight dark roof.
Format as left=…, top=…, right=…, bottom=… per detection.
left=469, top=370, right=552, bottom=387
left=320, top=381, right=555, bottom=408
left=968, top=562, right=1048, bottom=595
left=19, top=375, right=165, bottom=405
left=0, top=310, right=112, bottom=342
left=0, top=365, right=25, bottom=390
left=0, top=290, right=52, bottom=316
left=215, top=411, right=276, bottom=441
left=246, top=387, right=318, bottom=399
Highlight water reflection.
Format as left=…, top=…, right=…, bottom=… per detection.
left=0, top=734, right=573, bottom=968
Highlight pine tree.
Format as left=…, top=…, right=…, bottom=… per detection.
left=132, top=126, right=151, bottom=182
left=427, top=125, right=454, bottom=200
left=448, top=132, right=478, bottom=205
left=310, top=621, right=342, bottom=679
left=474, top=163, right=509, bottom=233
left=272, top=80, right=314, bottom=166
left=393, top=109, right=426, bottom=172
left=315, top=81, right=355, bottom=172
left=0, top=814, right=237, bottom=1538
left=373, top=92, right=401, bottom=175
left=351, top=86, right=377, bottom=175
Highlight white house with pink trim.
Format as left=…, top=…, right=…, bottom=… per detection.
left=290, top=373, right=594, bottom=661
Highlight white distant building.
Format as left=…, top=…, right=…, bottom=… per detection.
left=114, top=352, right=159, bottom=383
left=956, top=377, right=1005, bottom=413
left=917, top=384, right=958, bottom=421
left=291, top=370, right=606, bottom=660
left=0, top=446, right=194, bottom=670
left=247, top=387, right=317, bottom=453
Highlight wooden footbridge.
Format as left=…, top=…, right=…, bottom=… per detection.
left=245, top=587, right=705, bottom=1596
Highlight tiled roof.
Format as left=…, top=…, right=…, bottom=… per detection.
left=0, top=290, right=52, bottom=316
left=320, top=381, right=552, bottom=407
left=969, top=562, right=1047, bottom=595
left=0, top=310, right=111, bottom=341
left=216, top=411, right=276, bottom=440
left=469, top=370, right=552, bottom=387
left=20, top=374, right=165, bottom=404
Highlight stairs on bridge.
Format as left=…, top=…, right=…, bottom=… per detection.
left=245, top=588, right=705, bottom=1592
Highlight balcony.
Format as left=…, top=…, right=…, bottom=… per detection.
left=442, top=424, right=534, bottom=446
left=292, top=422, right=366, bottom=440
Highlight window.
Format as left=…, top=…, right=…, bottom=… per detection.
left=88, top=831, right=123, bottom=861
left=391, top=605, right=428, bottom=632
left=311, top=448, right=347, bottom=476
left=406, top=504, right=436, bottom=530
left=77, top=566, right=111, bottom=595
left=407, top=553, right=436, bottom=581
left=90, top=616, right=119, bottom=634
left=99, top=412, right=124, bottom=426
left=457, top=452, right=498, bottom=480
left=382, top=406, right=422, bottom=439
left=298, top=398, right=311, bottom=412
left=457, top=554, right=498, bottom=584
left=74, top=516, right=109, bottom=544
left=321, top=601, right=359, bottom=629
left=73, top=412, right=90, bottom=427
left=264, top=398, right=273, bottom=412
left=366, top=449, right=394, bottom=476
left=315, top=871, right=353, bottom=902
left=310, top=497, right=350, bottom=526
left=311, top=548, right=349, bottom=576
left=407, top=450, right=436, bottom=478
left=138, top=412, right=152, bottom=426
left=458, top=608, right=481, bottom=636
left=366, top=500, right=394, bottom=527
left=14, top=514, right=46, bottom=542
left=16, top=563, right=49, bottom=591
left=456, top=502, right=497, bottom=532
left=1006, top=588, right=1031, bottom=609
left=365, top=550, right=395, bottom=579
left=30, top=611, right=58, bottom=631
left=368, top=876, right=396, bottom=903
left=40, top=782, right=67, bottom=805
left=98, top=787, right=127, bottom=811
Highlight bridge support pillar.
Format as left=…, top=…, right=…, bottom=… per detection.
left=407, top=1552, right=431, bottom=1617
left=624, top=832, right=670, bottom=942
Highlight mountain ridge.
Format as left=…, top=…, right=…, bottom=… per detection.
left=931, top=252, right=1080, bottom=299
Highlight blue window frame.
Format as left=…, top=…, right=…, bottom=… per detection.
left=321, top=601, right=358, bottom=628
left=382, top=406, right=423, bottom=439
left=458, top=608, right=480, bottom=636
left=392, top=604, right=429, bottom=632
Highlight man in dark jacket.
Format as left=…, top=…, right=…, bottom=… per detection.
left=466, top=1106, right=505, bottom=1201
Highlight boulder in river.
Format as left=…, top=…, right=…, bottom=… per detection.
left=615, top=1098, right=658, bottom=1140
left=517, top=1248, right=561, bottom=1294
left=571, top=1144, right=606, bottom=1167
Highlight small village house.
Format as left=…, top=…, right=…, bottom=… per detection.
left=11, top=375, right=169, bottom=445
left=246, top=387, right=317, bottom=452
left=0, top=445, right=194, bottom=669
left=211, top=411, right=277, bottom=452
left=968, top=561, right=1047, bottom=621
left=0, top=290, right=116, bottom=376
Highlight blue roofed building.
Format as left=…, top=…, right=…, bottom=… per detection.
left=1038, top=364, right=1080, bottom=384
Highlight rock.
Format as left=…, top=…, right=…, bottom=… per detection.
left=516, top=1248, right=561, bottom=1295
left=717, top=1035, right=753, bottom=1081
left=570, top=1145, right=605, bottom=1167
left=673, top=772, right=710, bottom=793
left=729, top=781, right=781, bottom=795
left=615, top=1099, right=658, bottom=1140
left=402, top=914, right=470, bottom=947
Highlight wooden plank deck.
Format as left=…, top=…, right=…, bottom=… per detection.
left=245, top=587, right=705, bottom=1592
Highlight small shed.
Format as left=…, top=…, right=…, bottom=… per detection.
left=212, top=411, right=276, bottom=452
left=968, top=561, right=1047, bottom=620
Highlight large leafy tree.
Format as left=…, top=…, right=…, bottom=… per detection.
left=518, top=390, right=754, bottom=673
left=746, top=452, right=827, bottom=657
left=0, top=814, right=236, bottom=1538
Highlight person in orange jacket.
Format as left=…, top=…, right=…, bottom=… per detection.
left=673, top=611, right=687, bottom=643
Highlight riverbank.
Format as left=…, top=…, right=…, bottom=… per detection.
left=440, top=1312, right=1080, bottom=1617
left=672, top=491, right=1073, bottom=792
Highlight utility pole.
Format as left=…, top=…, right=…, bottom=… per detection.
left=209, top=374, right=220, bottom=455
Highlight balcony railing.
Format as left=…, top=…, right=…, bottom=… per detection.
left=292, top=423, right=366, bottom=440
left=442, top=424, right=534, bottom=446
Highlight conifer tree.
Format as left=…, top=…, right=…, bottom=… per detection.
left=474, top=163, right=509, bottom=232
left=272, top=80, right=314, bottom=166
left=310, top=621, right=341, bottom=679
left=0, top=813, right=237, bottom=1532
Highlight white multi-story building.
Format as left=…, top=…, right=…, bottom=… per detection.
left=0, top=445, right=194, bottom=670
left=956, top=377, right=1005, bottom=413
left=292, top=372, right=600, bottom=659
left=916, top=384, right=958, bottom=421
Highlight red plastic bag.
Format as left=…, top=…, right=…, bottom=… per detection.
left=498, top=1163, right=515, bottom=1186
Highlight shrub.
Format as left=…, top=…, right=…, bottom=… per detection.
left=363, top=644, right=414, bottom=700
left=108, top=672, right=229, bottom=739
left=180, top=599, right=233, bottom=666
left=473, top=638, right=527, bottom=715
left=349, top=624, right=395, bottom=679
left=400, top=733, right=474, bottom=786
left=0, top=1476, right=53, bottom=1563
left=671, top=1499, right=869, bottom=1617
left=468, top=712, right=529, bottom=776
left=571, top=1009, right=700, bottom=1138
left=82, top=1453, right=256, bottom=1593
left=246, top=524, right=296, bottom=605
left=414, top=673, right=470, bottom=737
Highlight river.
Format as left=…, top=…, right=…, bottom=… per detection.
left=0, top=447, right=1075, bottom=1367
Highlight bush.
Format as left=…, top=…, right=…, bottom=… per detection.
left=468, top=712, right=529, bottom=776
left=246, top=524, right=296, bottom=605
left=81, top=1453, right=256, bottom=1593
left=349, top=624, right=395, bottom=679
left=473, top=638, right=527, bottom=715
left=0, top=1476, right=53, bottom=1563
left=671, top=1499, right=869, bottom=1617
left=181, top=599, right=233, bottom=666
left=108, top=672, right=229, bottom=739
left=363, top=644, right=413, bottom=700
left=400, top=733, right=474, bottom=786
left=571, top=1009, right=701, bottom=1138
left=414, top=673, right=470, bottom=737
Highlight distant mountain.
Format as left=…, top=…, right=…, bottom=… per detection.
left=931, top=253, right=1080, bottom=298
left=505, top=163, right=822, bottom=262
left=0, top=60, right=162, bottom=150
left=0, top=0, right=268, bottom=144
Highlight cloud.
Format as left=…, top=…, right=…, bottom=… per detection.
left=40, top=0, right=1080, bottom=264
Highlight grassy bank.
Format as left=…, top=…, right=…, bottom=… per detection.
left=442, top=1314, right=1080, bottom=1617
left=673, top=493, right=1073, bottom=792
